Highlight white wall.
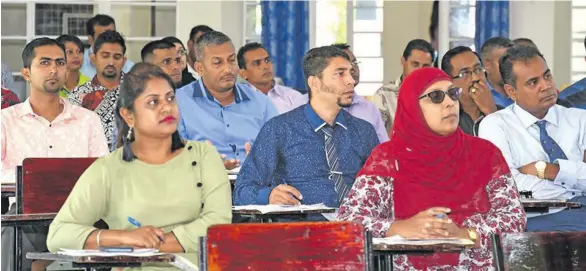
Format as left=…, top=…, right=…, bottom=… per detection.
left=509, top=1, right=572, bottom=88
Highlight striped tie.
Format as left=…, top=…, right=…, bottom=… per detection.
left=536, top=120, right=568, bottom=162
left=322, top=126, right=348, bottom=205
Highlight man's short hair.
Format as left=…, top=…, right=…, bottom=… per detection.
left=189, top=25, right=214, bottom=42
left=402, top=39, right=435, bottom=61
left=86, top=14, right=115, bottom=37
left=499, top=45, right=546, bottom=88
left=93, top=30, right=126, bottom=55
left=302, top=46, right=350, bottom=91
left=22, top=37, right=66, bottom=68
left=440, top=46, right=481, bottom=76
left=162, top=36, right=184, bottom=47
left=56, top=34, right=84, bottom=53
left=331, top=43, right=351, bottom=51
left=513, top=38, right=537, bottom=48
left=194, top=31, right=232, bottom=62
left=237, top=42, right=266, bottom=69
left=480, top=37, right=514, bottom=62
left=141, top=40, right=176, bottom=62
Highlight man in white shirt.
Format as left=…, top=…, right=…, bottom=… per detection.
left=478, top=45, right=586, bottom=232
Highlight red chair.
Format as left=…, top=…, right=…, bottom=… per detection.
left=205, top=221, right=369, bottom=271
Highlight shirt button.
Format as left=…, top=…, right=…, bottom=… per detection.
left=49, top=124, right=52, bottom=128
left=572, top=192, right=576, bottom=196
left=226, top=124, right=230, bottom=127
left=187, top=146, right=192, bottom=150
left=562, top=182, right=565, bottom=185
left=197, top=182, right=203, bottom=187
left=192, top=161, right=197, bottom=166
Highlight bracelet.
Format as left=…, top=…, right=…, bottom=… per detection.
left=96, top=230, right=104, bottom=247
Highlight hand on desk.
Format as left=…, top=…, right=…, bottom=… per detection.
left=518, top=161, right=559, bottom=181
left=122, top=226, right=165, bottom=249
left=387, top=207, right=455, bottom=239
left=269, top=184, right=303, bottom=205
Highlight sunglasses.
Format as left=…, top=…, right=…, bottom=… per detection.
left=418, top=87, right=462, bottom=104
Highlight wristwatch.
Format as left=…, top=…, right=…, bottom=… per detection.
left=535, top=161, right=547, bottom=179
left=467, top=228, right=477, bottom=242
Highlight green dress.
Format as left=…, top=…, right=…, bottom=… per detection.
left=47, top=141, right=233, bottom=270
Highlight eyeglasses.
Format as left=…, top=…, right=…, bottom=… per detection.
left=452, top=67, right=486, bottom=80
left=351, top=60, right=361, bottom=66
left=419, top=87, right=462, bottom=104
left=177, top=49, right=187, bottom=56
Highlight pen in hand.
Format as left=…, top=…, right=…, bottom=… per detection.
left=127, top=216, right=165, bottom=243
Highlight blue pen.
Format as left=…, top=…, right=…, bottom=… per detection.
left=127, top=216, right=164, bottom=242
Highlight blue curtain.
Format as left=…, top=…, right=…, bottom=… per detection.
left=475, top=1, right=509, bottom=51
left=261, top=1, right=309, bottom=92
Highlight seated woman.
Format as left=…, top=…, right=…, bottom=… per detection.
left=338, top=68, right=526, bottom=270
left=56, top=35, right=91, bottom=98
left=46, top=63, right=232, bottom=269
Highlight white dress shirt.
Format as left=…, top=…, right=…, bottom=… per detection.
left=478, top=104, right=586, bottom=200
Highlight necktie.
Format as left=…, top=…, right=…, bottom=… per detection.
left=322, top=126, right=349, bottom=205
left=536, top=120, right=568, bottom=162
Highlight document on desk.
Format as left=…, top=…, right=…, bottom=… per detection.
left=520, top=198, right=568, bottom=203
left=374, top=235, right=474, bottom=246
left=226, top=166, right=241, bottom=175
left=171, top=255, right=199, bottom=271
left=233, top=203, right=334, bottom=214
left=57, top=248, right=163, bottom=257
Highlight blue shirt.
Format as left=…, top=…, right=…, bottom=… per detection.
left=176, top=80, right=278, bottom=160
left=559, top=77, right=586, bottom=109
left=233, top=104, right=380, bottom=208
left=487, top=81, right=513, bottom=107
left=80, top=47, right=134, bottom=78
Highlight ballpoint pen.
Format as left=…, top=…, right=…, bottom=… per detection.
left=127, top=216, right=165, bottom=242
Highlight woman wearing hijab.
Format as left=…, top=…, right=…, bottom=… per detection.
left=338, top=68, right=526, bottom=270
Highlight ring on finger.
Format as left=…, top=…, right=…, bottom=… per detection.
left=470, top=87, right=477, bottom=93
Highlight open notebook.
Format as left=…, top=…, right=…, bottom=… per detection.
left=374, top=235, right=475, bottom=246
left=232, top=203, right=335, bottom=214
left=57, top=248, right=163, bottom=257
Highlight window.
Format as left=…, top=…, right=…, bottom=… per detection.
left=572, top=0, right=586, bottom=83
left=448, top=0, right=476, bottom=51
left=244, top=0, right=262, bottom=45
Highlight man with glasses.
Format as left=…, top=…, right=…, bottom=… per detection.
left=441, top=46, right=498, bottom=135
left=292, top=43, right=388, bottom=143
left=162, top=36, right=196, bottom=87
left=141, top=40, right=183, bottom=87
left=237, top=42, right=302, bottom=113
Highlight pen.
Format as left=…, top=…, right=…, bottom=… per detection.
left=282, top=180, right=303, bottom=203
left=127, top=216, right=164, bottom=242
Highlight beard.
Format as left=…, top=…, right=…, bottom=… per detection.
left=43, top=82, right=62, bottom=93
left=101, top=65, right=118, bottom=79
left=321, top=82, right=353, bottom=108
left=337, top=97, right=352, bottom=108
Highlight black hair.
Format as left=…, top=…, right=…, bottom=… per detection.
left=56, top=34, right=84, bottom=53
left=402, top=39, right=435, bottom=61
left=237, top=42, right=266, bottom=69
left=141, top=40, right=176, bottom=62
left=584, top=35, right=586, bottom=52
left=331, top=43, right=351, bottom=50
left=513, top=38, right=537, bottom=48
left=116, top=62, right=184, bottom=161
left=480, top=37, right=514, bottom=62
left=194, top=31, right=232, bottom=62
left=162, top=36, right=184, bottom=47
left=499, top=45, right=546, bottom=88
left=22, top=37, right=66, bottom=68
left=189, top=25, right=214, bottom=42
left=302, top=46, right=350, bottom=98
left=93, top=30, right=126, bottom=55
left=86, top=14, right=115, bottom=38
left=440, top=46, right=481, bottom=76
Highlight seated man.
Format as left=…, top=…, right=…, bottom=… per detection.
left=441, top=46, right=498, bottom=135
left=141, top=39, right=183, bottom=88
left=233, top=46, right=379, bottom=216
left=479, top=45, right=586, bottom=232
left=237, top=42, right=302, bottom=114
left=176, top=31, right=278, bottom=170
left=373, top=39, right=435, bottom=133
left=480, top=37, right=515, bottom=108
left=292, top=43, right=388, bottom=143
left=1, top=38, right=109, bottom=271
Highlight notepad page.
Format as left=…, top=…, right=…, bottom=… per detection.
left=374, top=235, right=474, bottom=246
left=232, top=203, right=334, bottom=214
left=58, top=248, right=163, bottom=257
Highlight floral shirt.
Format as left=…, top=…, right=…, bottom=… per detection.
left=372, top=77, right=401, bottom=133
left=338, top=173, right=526, bottom=270
left=1, top=88, right=20, bottom=109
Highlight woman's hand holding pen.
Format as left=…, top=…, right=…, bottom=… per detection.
left=122, top=226, right=165, bottom=249
left=269, top=184, right=303, bottom=205
left=387, top=207, right=453, bottom=239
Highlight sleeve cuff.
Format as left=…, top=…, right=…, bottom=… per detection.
left=553, top=159, right=577, bottom=187
left=172, top=225, right=199, bottom=253
left=256, top=186, right=274, bottom=205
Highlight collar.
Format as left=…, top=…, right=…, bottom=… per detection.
left=17, top=97, right=76, bottom=120
left=187, top=65, right=201, bottom=80
left=91, top=73, right=124, bottom=90
left=512, top=104, right=559, bottom=129
left=303, top=103, right=348, bottom=132
left=192, top=79, right=250, bottom=104
left=351, top=93, right=366, bottom=105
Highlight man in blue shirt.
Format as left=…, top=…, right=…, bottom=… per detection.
left=480, top=37, right=514, bottom=108
left=233, top=46, right=379, bottom=211
left=81, top=14, right=134, bottom=78
left=175, top=31, right=278, bottom=169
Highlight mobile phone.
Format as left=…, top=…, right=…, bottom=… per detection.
left=99, top=246, right=134, bottom=253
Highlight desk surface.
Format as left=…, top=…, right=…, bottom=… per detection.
left=1, top=184, right=15, bottom=192
left=521, top=201, right=581, bottom=208
left=1, top=213, right=57, bottom=227
left=27, top=252, right=175, bottom=264
left=373, top=242, right=474, bottom=253
left=232, top=208, right=335, bottom=215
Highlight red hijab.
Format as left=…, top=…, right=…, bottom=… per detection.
left=359, top=68, right=509, bottom=268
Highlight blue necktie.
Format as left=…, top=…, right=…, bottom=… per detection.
left=322, top=126, right=348, bottom=205
left=536, top=120, right=568, bottom=162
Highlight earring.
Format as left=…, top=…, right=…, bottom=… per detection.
left=126, top=127, right=133, bottom=140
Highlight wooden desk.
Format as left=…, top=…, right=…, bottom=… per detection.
left=1, top=213, right=56, bottom=227
left=522, top=200, right=581, bottom=213
left=232, top=208, right=335, bottom=223
left=1, top=184, right=15, bottom=197
left=27, top=252, right=175, bottom=270
left=372, top=241, right=474, bottom=271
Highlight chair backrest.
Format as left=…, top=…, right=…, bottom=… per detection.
left=493, top=232, right=586, bottom=271
left=18, top=157, right=97, bottom=214
left=205, top=221, right=368, bottom=271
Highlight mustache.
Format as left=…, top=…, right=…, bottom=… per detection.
left=104, top=65, right=116, bottom=70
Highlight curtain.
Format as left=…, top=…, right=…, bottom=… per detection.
left=475, top=1, right=509, bottom=51
left=261, top=1, right=309, bottom=92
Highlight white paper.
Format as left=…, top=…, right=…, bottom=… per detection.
left=232, top=203, right=334, bottom=214
left=228, top=175, right=237, bottom=181
left=321, top=208, right=339, bottom=221
left=374, top=235, right=474, bottom=246
left=520, top=198, right=568, bottom=203
left=226, top=167, right=241, bottom=175
left=57, top=248, right=163, bottom=257
left=170, top=254, right=199, bottom=271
